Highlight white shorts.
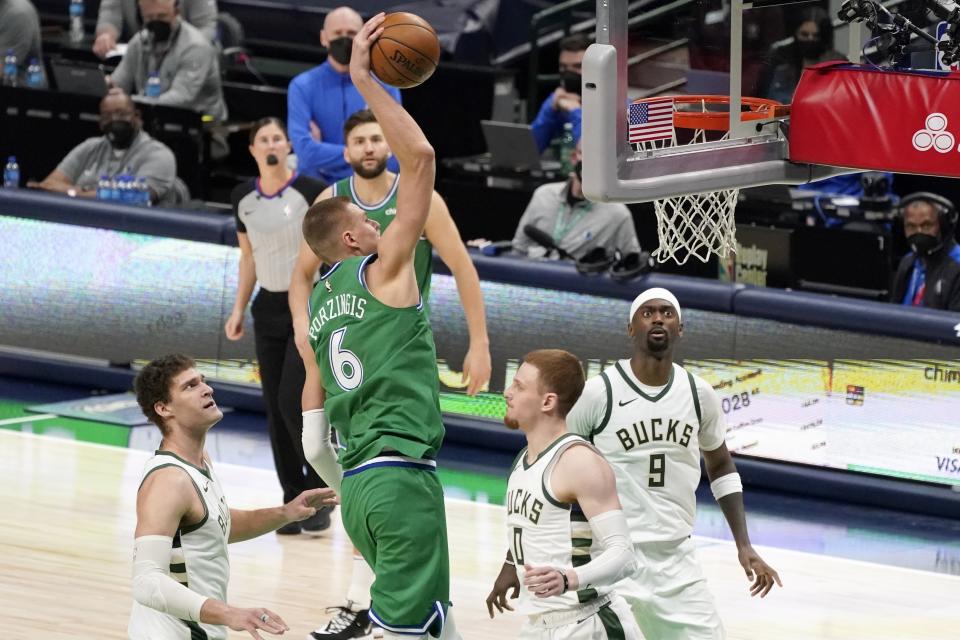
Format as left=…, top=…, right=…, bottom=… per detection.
left=519, top=594, right=644, bottom=640
left=617, top=537, right=724, bottom=640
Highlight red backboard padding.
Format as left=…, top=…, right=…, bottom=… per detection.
left=790, top=62, right=960, bottom=178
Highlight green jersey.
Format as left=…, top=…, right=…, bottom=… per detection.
left=307, top=254, right=444, bottom=469
left=333, top=175, right=434, bottom=303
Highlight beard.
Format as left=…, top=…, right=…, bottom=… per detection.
left=503, top=415, right=520, bottom=430
left=352, top=157, right=388, bottom=179
left=646, top=336, right=669, bottom=353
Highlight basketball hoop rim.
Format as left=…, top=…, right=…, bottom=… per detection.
left=631, top=95, right=789, bottom=132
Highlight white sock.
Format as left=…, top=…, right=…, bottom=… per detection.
left=346, top=553, right=374, bottom=609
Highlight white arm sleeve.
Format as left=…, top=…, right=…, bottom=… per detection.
left=302, top=409, right=343, bottom=494
left=695, top=376, right=727, bottom=452
left=565, top=376, right=608, bottom=437
left=132, top=535, right=208, bottom=621
left=572, top=510, right=637, bottom=589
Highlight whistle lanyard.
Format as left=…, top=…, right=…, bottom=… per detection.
left=552, top=202, right=590, bottom=244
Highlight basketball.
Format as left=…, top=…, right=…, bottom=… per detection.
left=370, top=12, right=440, bottom=89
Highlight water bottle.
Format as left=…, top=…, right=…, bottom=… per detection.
left=69, top=0, right=85, bottom=45
left=4, top=156, right=20, bottom=189
left=145, top=72, right=162, bottom=98
left=3, top=49, right=18, bottom=87
left=137, top=177, right=151, bottom=206
left=559, top=122, right=575, bottom=174
left=96, top=174, right=110, bottom=200
left=121, top=174, right=137, bottom=204
left=108, top=174, right=120, bottom=201
left=25, top=58, right=43, bottom=88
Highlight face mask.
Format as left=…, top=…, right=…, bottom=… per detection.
left=908, top=232, right=942, bottom=257
left=103, top=120, right=137, bottom=149
left=265, top=153, right=279, bottom=166
left=145, top=20, right=172, bottom=43
left=328, top=37, right=353, bottom=65
left=796, top=40, right=825, bottom=60
left=561, top=71, right=582, bottom=95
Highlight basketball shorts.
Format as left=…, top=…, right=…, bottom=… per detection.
left=519, top=594, right=644, bottom=640
left=340, top=462, right=450, bottom=637
left=616, top=537, right=724, bottom=640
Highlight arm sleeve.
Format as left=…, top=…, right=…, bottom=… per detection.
left=569, top=107, right=582, bottom=144
left=94, top=0, right=122, bottom=36
left=565, top=375, right=608, bottom=437
left=511, top=184, right=552, bottom=255
left=301, top=409, right=343, bottom=493
left=0, top=3, right=39, bottom=66
left=182, top=0, right=218, bottom=42
left=695, top=376, right=727, bottom=451
left=614, top=205, right=641, bottom=253
left=571, top=510, right=637, bottom=588
left=155, top=44, right=215, bottom=107
left=138, top=144, right=177, bottom=203
left=56, top=140, right=95, bottom=182
left=286, top=78, right=349, bottom=179
left=131, top=535, right=208, bottom=621
left=109, top=41, right=137, bottom=93
left=530, top=95, right=560, bottom=153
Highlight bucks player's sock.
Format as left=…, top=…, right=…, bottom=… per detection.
left=346, top=553, right=374, bottom=609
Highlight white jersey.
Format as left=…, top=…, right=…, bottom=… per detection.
left=128, top=451, right=232, bottom=640
left=567, top=360, right=726, bottom=542
left=507, top=433, right=611, bottom=616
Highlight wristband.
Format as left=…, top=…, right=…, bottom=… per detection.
left=559, top=570, right=569, bottom=593
left=710, top=472, right=743, bottom=501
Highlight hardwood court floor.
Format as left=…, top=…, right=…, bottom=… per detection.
left=2, top=429, right=957, bottom=639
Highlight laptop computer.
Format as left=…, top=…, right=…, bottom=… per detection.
left=49, top=58, right=109, bottom=98
left=481, top=120, right=558, bottom=171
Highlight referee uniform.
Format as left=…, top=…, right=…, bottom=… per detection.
left=231, top=174, right=327, bottom=508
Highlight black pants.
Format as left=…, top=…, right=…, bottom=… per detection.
left=251, top=289, right=325, bottom=502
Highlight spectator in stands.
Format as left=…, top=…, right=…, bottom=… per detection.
left=287, top=6, right=401, bottom=183
left=108, top=0, right=228, bottom=122
left=92, top=0, right=218, bottom=58
left=759, top=7, right=845, bottom=104
left=511, top=143, right=640, bottom=259
left=27, top=89, right=177, bottom=205
left=530, top=33, right=589, bottom=153
left=0, top=0, right=46, bottom=87
left=891, top=192, right=960, bottom=311
left=225, top=117, right=332, bottom=535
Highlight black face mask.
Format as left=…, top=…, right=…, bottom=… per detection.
left=908, top=232, right=943, bottom=257
left=328, top=37, right=353, bottom=65
left=796, top=39, right=825, bottom=60
left=103, top=120, right=137, bottom=149
left=561, top=71, right=582, bottom=95
left=265, top=154, right=279, bottom=166
left=145, top=20, right=172, bottom=43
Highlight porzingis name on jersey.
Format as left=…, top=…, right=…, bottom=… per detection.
left=308, top=292, right=367, bottom=341
left=615, top=417, right=695, bottom=451
left=506, top=486, right=544, bottom=525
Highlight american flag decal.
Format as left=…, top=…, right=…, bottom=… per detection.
left=628, top=98, right=674, bottom=143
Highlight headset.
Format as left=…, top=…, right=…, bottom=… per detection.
left=900, top=191, right=958, bottom=238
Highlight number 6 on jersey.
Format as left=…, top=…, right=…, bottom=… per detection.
left=329, top=327, right=364, bottom=390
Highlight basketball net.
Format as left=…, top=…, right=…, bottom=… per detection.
left=635, top=104, right=739, bottom=265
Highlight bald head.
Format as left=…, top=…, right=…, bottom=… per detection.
left=138, top=0, right=178, bottom=27
left=101, top=88, right=135, bottom=114
left=321, top=6, right=362, bottom=44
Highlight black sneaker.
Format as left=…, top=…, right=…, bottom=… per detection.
left=302, top=505, right=334, bottom=537
left=307, top=605, right=371, bottom=639
left=276, top=520, right=301, bottom=535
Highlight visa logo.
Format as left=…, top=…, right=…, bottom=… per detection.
left=935, top=457, right=960, bottom=473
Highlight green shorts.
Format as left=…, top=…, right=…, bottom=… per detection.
left=340, top=461, right=450, bottom=636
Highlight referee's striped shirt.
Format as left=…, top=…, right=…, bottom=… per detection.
left=231, top=174, right=326, bottom=292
